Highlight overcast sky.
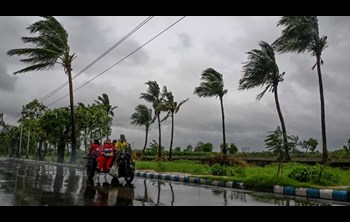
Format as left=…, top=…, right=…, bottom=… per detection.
left=1, top=16, right=349, bottom=152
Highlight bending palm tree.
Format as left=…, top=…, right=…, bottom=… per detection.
left=130, top=104, right=155, bottom=153
left=95, top=93, right=118, bottom=140
left=7, top=16, right=78, bottom=163
left=239, top=41, right=291, bottom=161
left=273, top=16, right=328, bottom=162
left=140, top=81, right=164, bottom=159
left=161, top=87, right=189, bottom=159
left=194, top=68, right=228, bottom=155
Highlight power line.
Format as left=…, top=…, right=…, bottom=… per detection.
left=47, top=16, right=186, bottom=107
left=6, top=16, right=154, bottom=125
left=39, top=16, right=154, bottom=103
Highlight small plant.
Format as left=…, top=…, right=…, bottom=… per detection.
left=211, top=164, right=227, bottom=176
left=157, top=161, right=167, bottom=171
left=313, top=164, right=340, bottom=184
left=288, top=166, right=315, bottom=182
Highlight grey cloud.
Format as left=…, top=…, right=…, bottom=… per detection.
left=0, top=64, right=17, bottom=91
left=179, top=33, right=192, bottom=48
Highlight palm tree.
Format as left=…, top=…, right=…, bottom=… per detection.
left=7, top=16, right=78, bottom=163
left=161, top=87, right=189, bottom=159
left=194, top=68, right=228, bottom=155
left=95, top=93, right=118, bottom=140
left=273, top=16, right=329, bottom=162
left=130, top=104, right=155, bottom=153
left=140, top=81, right=164, bottom=159
left=239, top=41, right=291, bottom=161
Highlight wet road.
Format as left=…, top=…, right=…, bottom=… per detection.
left=0, top=158, right=348, bottom=206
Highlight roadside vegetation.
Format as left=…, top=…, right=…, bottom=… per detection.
left=136, top=159, right=350, bottom=191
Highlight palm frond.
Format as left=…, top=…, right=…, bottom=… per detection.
left=140, top=93, right=156, bottom=103
left=13, top=62, right=55, bottom=74
left=175, top=98, right=189, bottom=113
left=7, top=16, right=70, bottom=75
left=239, top=41, right=283, bottom=101
left=273, top=16, right=319, bottom=54
left=130, top=104, right=154, bottom=127
left=161, top=111, right=171, bottom=122
left=194, top=68, right=227, bottom=99
left=256, top=85, right=272, bottom=101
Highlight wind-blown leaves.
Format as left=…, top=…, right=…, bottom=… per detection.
left=240, top=41, right=290, bottom=161
left=273, top=16, right=329, bottom=162
left=194, top=67, right=228, bottom=155
left=130, top=104, right=155, bottom=152
left=7, top=16, right=78, bottom=163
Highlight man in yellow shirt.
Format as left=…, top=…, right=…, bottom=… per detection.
left=115, top=134, right=129, bottom=152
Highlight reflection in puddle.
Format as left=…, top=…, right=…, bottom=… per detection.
left=0, top=159, right=348, bottom=206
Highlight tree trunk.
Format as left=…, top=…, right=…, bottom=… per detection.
left=17, top=124, right=23, bottom=158
left=169, top=112, right=174, bottom=160
left=84, top=128, right=88, bottom=154
left=57, top=138, right=66, bottom=163
left=142, top=126, right=149, bottom=153
left=67, top=57, right=77, bottom=164
left=220, top=96, right=227, bottom=156
left=42, top=141, right=48, bottom=160
left=66, top=143, right=70, bottom=157
left=316, top=55, right=328, bottom=163
left=157, top=113, right=162, bottom=159
left=38, top=138, right=44, bottom=160
left=274, top=85, right=291, bottom=161
left=54, top=166, right=64, bottom=193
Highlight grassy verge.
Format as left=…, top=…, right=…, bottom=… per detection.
left=136, top=160, right=350, bottom=191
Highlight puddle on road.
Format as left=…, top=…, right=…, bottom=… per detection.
left=0, top=159, right=348, bottom=206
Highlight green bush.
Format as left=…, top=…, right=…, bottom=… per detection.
left=288, top=166, right=315, bottom=182
left=211, top=164, right=227, bottom=176
left=288, top=164, right=340, bottom=184
left=313, top=164, right=340, bottom=184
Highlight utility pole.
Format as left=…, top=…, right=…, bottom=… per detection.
left=26, top=130, right=30, bottom=158
left=18, top=105, right=24, bottom=158
left=18, top=121, right=23, bottom=158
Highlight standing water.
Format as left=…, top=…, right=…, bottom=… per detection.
left=0, top=158, right=348, bottom=206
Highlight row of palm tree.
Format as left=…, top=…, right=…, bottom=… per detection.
left=132, top=81, right=189, bottom=159
left=7, top=16, right=329, bottom=162
left=190, top=16, right=328, bottom=162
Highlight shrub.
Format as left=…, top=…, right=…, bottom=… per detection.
left=211, top=164, right=227, bottom=176
left=288, top=166, right=315, bottom=182
left=288, top=164, right=340, bottom=184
